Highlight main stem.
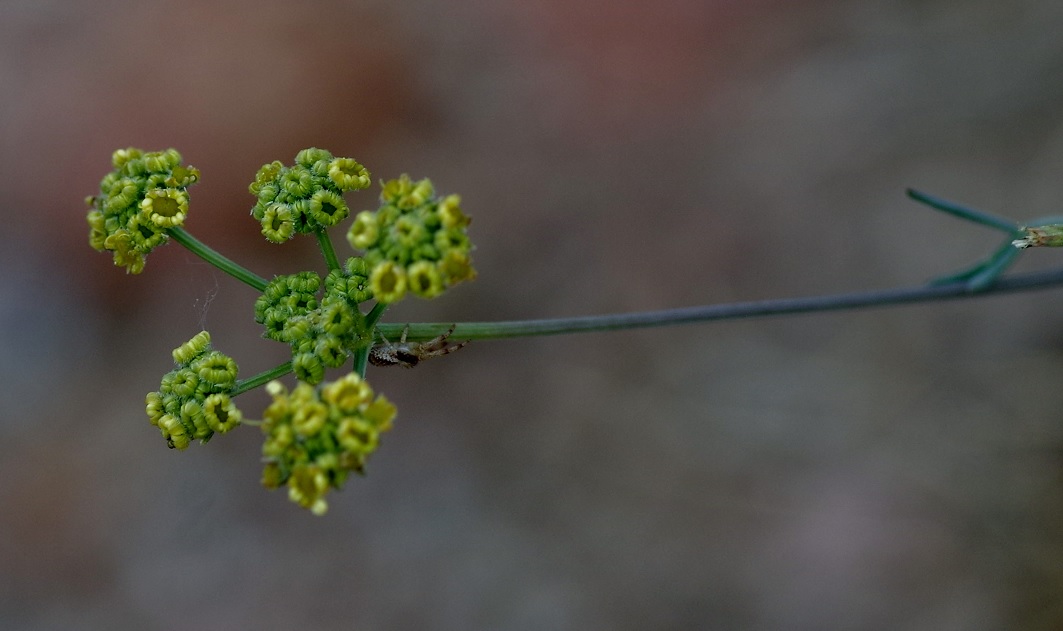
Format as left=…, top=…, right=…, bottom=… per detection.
left=376, top=265, right=1063, bottom=343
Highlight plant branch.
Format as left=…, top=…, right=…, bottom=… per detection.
left=167, top=227, right=269, bottom=292
left=376, top=265, right=1063, bottom=343
left=906, top=189, right=1018, bottom=233
left=232, top=361, right=292, bottom=396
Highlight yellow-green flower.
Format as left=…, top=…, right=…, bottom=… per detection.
left=288, top=464, right=330, bottom=515
left=328, top=157, right=370, bottom=191
left=321, top=373, right=374, bottom=414
left=347, top=211, right=379, bottom=250
left=439, top=250, right=476, bottom=284
left=291, top=399, right=328, bottom=437
left=368, top=261, right=407, bottom=303
left=203, top=393, right=241, bottom=433
left=437, top=194, right=469, bottom=228
left=407, top=260, right=444, bottom=298
left=140, top=188, right=189, bottom=228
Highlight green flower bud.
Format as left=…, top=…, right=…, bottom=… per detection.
left=308, top=189, right=349, bottom=227
left=173, top=331, right=211, bottom=365
left=315, top=336, right=348, bottom=368
left=328, top=157, right=370, bottom=191
left=295, top=147, right=333, bottom=168
left=261, top=202, right=295, bottom=243
left=293, top=352, right=325, bottom=384
left=193, top=351, right=238, bottom=391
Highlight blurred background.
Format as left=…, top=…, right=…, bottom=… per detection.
left=4, top=0, right=1063, bottom=628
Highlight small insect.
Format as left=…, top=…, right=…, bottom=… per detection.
left=368, top=324, right=469, bottom=368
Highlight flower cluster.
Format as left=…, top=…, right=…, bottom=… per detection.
left=145, top=332, right=242, bottom=450
left=250, top=148, right=371, bottom=242
left=87, top=146, right=477, bottom=516
left=253, top=258, right=373, bottom=384
left=347, top=175, right=476, bottom=303
left=86, top=148, right=200, bottom=273
left=259, top=373, right=396, bottom=515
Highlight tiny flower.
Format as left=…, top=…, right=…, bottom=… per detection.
left=437, top=194, right=469, bottom=228
left=407, top=178, right=434, bottom=208
left=315, top=335, right=348, bottom=368
left=159, top=414, right=191, bottom=450
left=102, top=230, right=146, bottom=274
left=363, top=394, right=397, bottom=431
left=203, top=393, right=242, bottom=433
left=288, top=464, right=330, bottom=515
left=307, top=189, right=349, bottom=227
left=169, top=368, right=199, bottom=398
left=142, top=149, right=182, bottom=173
left=181, top=399, right=211, bottom=440
left=140, top=188, right=189, bottom=228
left=439, top=250, right=476, bottom=284
left=391, top=215, right=430, bottom=250
left=320, top=372, right=373, bottom=414
left=165, top=165, right=200, bottom=188
left=336, top=416, right=377, bottom=453
left=368, top=261, right=407, bottom=303
left=280, top=166, right=315, bottom=198
left=293, top=351, right=325, bottom=384
left=327, top=157, right=371, bottom=191
left=318, top=301, right=356, bottom=337
left=172, top=331, right=211, bottom=365
left=291, top=399, right=328, bottom=437
left=263, top=423, right=295, bottom=458
left=145, top=391, right=165, bottom=426
left=347, top=211, right=379, bottom=250
left=261, top=462, right=284, bottom=489
left=193, top=351, right=238, bottom=390
left=87, top=211, right=107, bottom=251
left=260, top=202, right=295, bottom=243
left=295, top=147, right=333, bottom=168
left=407, top=260, right=444, bottom=298
left=250, top=161, right=285, bottom=197
left=112, top=147, right=143, bottom=168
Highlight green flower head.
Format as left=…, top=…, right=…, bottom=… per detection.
left=87, top=148, right=200, bottom=274
left=260, top=373, right=397, bottom=515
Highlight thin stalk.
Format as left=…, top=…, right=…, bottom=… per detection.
left=168, top=227, right=269, bottom=292
left=316, top=229, right=341, bottom=272
left=376, top=265, right=1063, bottom=343
left=232, top=361, right=292, bottom=396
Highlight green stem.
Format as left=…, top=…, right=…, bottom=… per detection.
left=316, top=229, right=341, bottom=272
left=167, top=227, right=269, bottom=292
left=353, top=302, right=389, bottom=377
left=375, top=265, right=1063, bottom=343
left=365, top=302, right=389, bottom=330
left=232, top=361, right=292, bottom=396
left=907, top=189, right=1018, bottom=234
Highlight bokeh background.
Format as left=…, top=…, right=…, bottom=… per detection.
left=4, top=0, right=1063, bottom=628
